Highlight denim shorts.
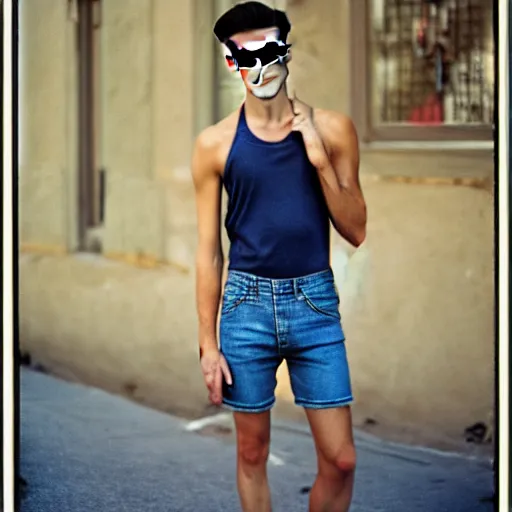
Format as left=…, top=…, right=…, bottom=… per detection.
left=219, top=268, right=353, bottom=412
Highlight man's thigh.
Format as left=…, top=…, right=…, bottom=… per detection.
left=286, top=338, right=353, bottom=409
left=219, top=273, right=281, bottom=413
left=285, top=269, right=353, bottom=409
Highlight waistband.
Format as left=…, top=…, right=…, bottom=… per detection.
left=226, top=268, right=334, bottom=294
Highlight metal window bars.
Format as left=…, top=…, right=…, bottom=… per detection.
left=370, top=0, right=494, bottom=125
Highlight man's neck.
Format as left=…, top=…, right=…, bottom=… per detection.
left=244, top=87, right=292, bottom=124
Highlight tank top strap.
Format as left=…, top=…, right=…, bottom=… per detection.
left=236, top=103, right=251, bottom=139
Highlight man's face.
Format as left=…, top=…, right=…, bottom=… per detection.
left=223, top=27, right=291, bottom=100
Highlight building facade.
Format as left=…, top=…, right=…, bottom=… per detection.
left=20, top=0, right=494, bottom=448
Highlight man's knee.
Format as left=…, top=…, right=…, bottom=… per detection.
left=234, top=411, right=271, bottom=469
left=237, top=436, right=270, bottom=467
left=321, top=443, right=357, bottom=477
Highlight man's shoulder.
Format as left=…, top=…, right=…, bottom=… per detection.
left=312, top=108, right=358, bottom=152
left=195, top=109, right=241, bottom=153
left=314, top=108, right=356, bottom=136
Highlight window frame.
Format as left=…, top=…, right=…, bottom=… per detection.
left=76, top=0, right=103, bottom=252
left=350, top=0, right=493, bottom=143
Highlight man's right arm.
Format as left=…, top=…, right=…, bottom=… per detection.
left=191, top=130, right=224, bottom=356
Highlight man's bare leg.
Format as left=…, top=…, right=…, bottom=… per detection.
left=306, top=406, right=356, bottom=512
left=233, top=410, right=272, bottom=512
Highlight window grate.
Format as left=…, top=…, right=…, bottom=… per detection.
left=370, top=0, right=494, bottom=125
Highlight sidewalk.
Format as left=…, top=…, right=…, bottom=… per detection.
left=20, top=369, right=494, bottom=512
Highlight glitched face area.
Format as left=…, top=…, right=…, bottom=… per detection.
left=222, top=27, right=291, bottom=100
left=230, top=26, right=280, bottom=49
left=240, top=63, right=289, bottom=99
left=231, top=40, right=290, bottom=69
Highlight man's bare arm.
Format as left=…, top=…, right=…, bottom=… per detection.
left=191, top=130, right=224, bottom=355
left=291, top=99, right=366, bottom=247
left=315, top=112, right=367, bottom=246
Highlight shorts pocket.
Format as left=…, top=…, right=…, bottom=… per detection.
left=300, top=282, right=341, bottom=319
left=221, top=281, right=248, bottom=316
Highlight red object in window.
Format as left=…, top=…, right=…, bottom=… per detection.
left=408, top=93, right=444, bottom=124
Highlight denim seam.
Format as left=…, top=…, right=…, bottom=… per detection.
left=300, top=289, right=341, bottom=320
left=221, top=296, right=247, bottom=316
left=295, top=395, right=353, bottom=407
left=222, top=397, right=275, bottom=412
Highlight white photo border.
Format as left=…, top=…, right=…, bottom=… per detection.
left=3, top=0, right=15, bottom=511
left=498, top=0, right=510, bottom=510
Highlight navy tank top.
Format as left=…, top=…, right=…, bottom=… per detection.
left=223, top=104, right=330, bottom=279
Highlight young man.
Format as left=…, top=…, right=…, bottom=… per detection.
left=191, top=2, right=366, bottom=511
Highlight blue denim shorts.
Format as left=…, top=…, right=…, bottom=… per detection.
left=219, top=268, right=353, bottom=412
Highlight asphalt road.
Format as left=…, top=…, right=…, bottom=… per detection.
left=20, top=369, right=494, bottom=512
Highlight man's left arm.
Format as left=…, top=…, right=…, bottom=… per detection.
left=292, top=99, right=367, bottom=247
left=315, top=112, right=367, bottom=246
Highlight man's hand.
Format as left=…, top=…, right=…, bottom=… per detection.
left=200, top=346, right=232, bottom=406
left=291, top=94, right=330, bottom=170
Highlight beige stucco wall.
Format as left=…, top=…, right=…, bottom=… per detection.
left=19, top=0, right=494, bottom=449
left=100, top=0, right=197, bottom=261
left=286, top=0, right=351, bottom=112
left=19, top=0, right=78, bottom=251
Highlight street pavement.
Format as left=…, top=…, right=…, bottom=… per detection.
left=20, top=369, right=494, bottom=512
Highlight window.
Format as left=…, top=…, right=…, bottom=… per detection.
left=351, top=0, right=494, bottom=141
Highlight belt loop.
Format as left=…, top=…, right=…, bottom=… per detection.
left=293, top=278, right=300, bottom=299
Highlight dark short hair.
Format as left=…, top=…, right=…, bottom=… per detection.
left=213, top=1, right=291, bottom=43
